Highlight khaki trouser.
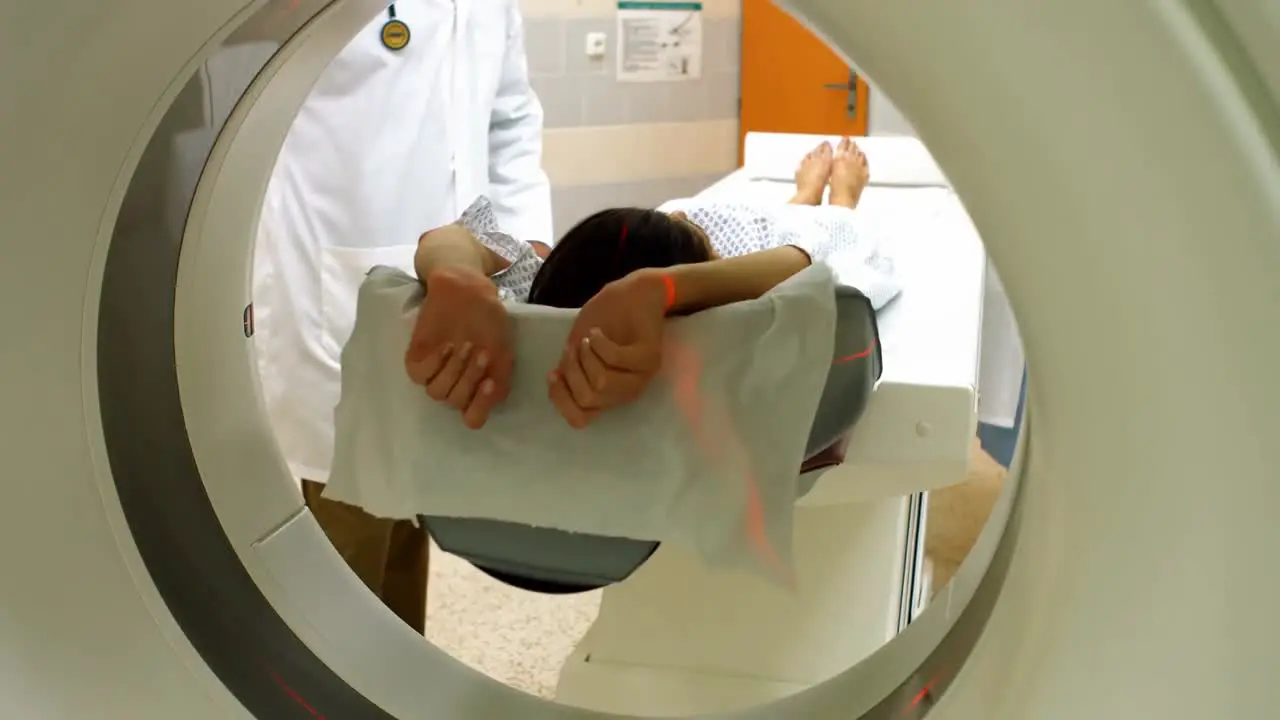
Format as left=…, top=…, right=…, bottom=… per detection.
left=301, top=479, right=429, bottom=633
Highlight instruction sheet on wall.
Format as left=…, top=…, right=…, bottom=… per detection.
left=616, top=1, right=703, bottom=82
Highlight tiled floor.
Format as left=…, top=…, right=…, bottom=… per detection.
left=423, top=442, right=1007, bottom=699
left=924, top=441, right=1007, bottom=591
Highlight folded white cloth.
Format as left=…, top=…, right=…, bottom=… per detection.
left=323, top=264, right=840, bottom=584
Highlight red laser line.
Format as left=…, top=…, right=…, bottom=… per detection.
left=909, top=678, right=937, bottom=708
left=833, top=338, right=876, bottom=365
left=660, top=273, right=677, bottom=311
left=669, top=338, right=875, bottom=585
left=665, top=339, right=795, bottom=588
left=611, top=224, right=629, bottom=271
left=261, top=662, right=327, bottom=719
left=606, top=225, right=876, bottom=586
left=661, top=324, right=874, bottom=585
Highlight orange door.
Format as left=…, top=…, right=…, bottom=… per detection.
left=739, top=0, right=869, bottom=161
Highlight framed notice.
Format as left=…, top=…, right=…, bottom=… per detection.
left=616, top=1, right=703, bottom=82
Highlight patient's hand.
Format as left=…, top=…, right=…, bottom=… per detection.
left=549, top=271, right=668, bottom=428
left=405, top=267, right=513, bottom=429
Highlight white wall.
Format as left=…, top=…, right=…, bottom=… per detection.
left=867, top=81, right=919, bottom=137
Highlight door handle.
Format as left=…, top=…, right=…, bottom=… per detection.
left=822, top=70, right=859, bottom=119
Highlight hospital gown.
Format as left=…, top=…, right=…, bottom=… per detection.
left=456, top=196, right=901, bottom=309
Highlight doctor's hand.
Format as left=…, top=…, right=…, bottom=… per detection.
left=549, top=270, right=669, bottom=429
left=405, top=267, right=514, bottom=429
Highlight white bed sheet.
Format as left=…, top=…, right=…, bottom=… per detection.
left=696, top=161, right=985, bottom=501
left=700, top=177, right=982, bottom=388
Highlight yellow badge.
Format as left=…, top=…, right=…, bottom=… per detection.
left=381, top=19, right=410, bottom=51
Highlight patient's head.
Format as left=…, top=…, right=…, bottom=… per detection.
left=527, top=207, right=715, bottom=308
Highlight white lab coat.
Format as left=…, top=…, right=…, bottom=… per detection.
left=254, top=0, right=552, bottom=483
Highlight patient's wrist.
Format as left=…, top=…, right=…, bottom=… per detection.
left=655, top=246, right=811, bottom=314
left=623, top=268, right=680, bottom=316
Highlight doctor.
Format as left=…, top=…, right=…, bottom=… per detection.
left=254, top=0, right=552, bottom=634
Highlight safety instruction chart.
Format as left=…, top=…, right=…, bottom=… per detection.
left=616, top=1, right=703, bottom=82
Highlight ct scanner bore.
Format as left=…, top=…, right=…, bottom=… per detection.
left=1, top=0, right=1278, bottom=718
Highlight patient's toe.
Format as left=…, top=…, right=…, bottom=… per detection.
left=796, top=144, right=832, bottom=178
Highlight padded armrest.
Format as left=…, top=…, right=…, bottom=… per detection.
left=421, top=243, right=884, bottom=593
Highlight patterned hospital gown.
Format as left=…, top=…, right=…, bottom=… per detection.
left=455, top=195, right=900, bottom=309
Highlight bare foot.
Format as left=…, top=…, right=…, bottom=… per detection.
left=790, top=141, right=834, bottom=205
left=828, top=136, right=870, bottom=209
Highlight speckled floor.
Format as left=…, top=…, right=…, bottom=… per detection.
left=422, top=441, right=1007, bottom=699
left=424, top=544, right=600, bottom=699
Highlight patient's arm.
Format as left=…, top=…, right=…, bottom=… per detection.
left=551, top=246, right=811, bottom=428
left=414, top=224, right=511, bottom=285
left=656, top=246, right=812, bottom=315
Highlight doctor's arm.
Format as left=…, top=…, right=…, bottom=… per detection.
left=485, top=3, right=553, bottom=242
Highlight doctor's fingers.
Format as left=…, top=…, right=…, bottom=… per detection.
left=424, top=342, right=474, bottom=400
left=405, top=342, right=453, bottom=386
left=444, top=346, right=494, bottom=410
left=483, top=352, right=515, bottom=404
left=460, top=378, right=501, bottom=429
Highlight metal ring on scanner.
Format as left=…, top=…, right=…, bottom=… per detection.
left=90, top=0, right=1010, bottom=713
left=1, top=0, right=1277, bottom=718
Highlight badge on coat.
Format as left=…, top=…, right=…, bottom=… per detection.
left=381, top=18, right=410, bottom=50
left=381, top=5, right=410, bottom=51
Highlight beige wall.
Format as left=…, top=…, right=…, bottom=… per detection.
left=516, top=0, right=920, bottom=234
left=518, top=0, right=742, bottom=234
left=541, top=121, right=739, bottom=188
left=521, top=0, right=739, bottom=17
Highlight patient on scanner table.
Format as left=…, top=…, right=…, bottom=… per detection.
left=403, top=137, right=899, bottom=430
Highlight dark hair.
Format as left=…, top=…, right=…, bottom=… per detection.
left=527, top=207, right=712, bottom=308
